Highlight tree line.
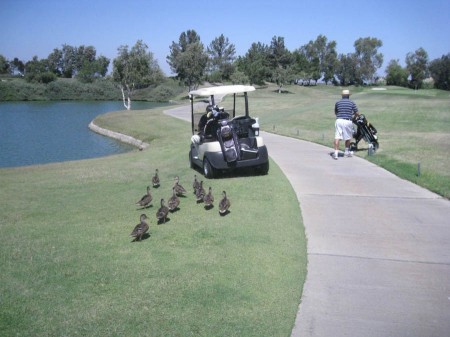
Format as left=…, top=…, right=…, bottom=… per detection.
left=1, top=30, right=449, bottom=105
left=1, top=44, right=110, bottom=84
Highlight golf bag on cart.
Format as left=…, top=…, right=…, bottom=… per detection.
left=216, top=120, right=240, bottom=163
left=350, top=114, right=379, bottom=152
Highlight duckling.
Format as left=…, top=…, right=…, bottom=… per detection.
left=203, top=186, right=214, bottom=209
left=156, top=198, right=169, bottom=224
left=130, top=214, right=149, bottom=242
left=192, top=174, right=200, bottom=194
left=136, top=186, right=152, bottom=208
left=195, top=180, right=206, bottom=203
left=152, top=169, right=160, bottom=188
left=173, top=176, right=187, bottom=196
left=219, top=190, right=231, bottom=215
left=168, top=187, right=180, bottom=212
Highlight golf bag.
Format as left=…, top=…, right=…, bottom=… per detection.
left=216, top=120, right=240, bottom=163
left=350, top=114, right=379, bottom=152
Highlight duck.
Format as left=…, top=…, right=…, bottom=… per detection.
left=219, top=190, right=231, bottom=215
left=203, top=186, right=214, bottom=209
left=152, top=169, right=160, bottom=188
left=156, top=198, right=169, bottom=224
left=173, top=176, right=187, bottom=196
left=192, top=174, right=200, bottom=194
left=136, top=186, right=152, bottom=208
left=168, top=187, right=180, bottom=212
left=195, top=180, right=206, bottom=203
left=130, top=214, right=149, bottom=242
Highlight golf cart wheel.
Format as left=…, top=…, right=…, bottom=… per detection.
left=256, top=162, right=269, bottom=175
left=203, top=158, right=216, bottom=179
left=349, top=142, right=357, bottom=152
left=371, top=141, right=379, bottom=152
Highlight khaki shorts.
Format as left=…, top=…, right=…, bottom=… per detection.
left=335, top=119, right=354, bottom=141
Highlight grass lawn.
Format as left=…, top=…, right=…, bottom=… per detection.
left=0, top=106, right=306, bottom=336
left=1, top=83, right=448, bottom=336
left=246, top=84, right=450, bottom=199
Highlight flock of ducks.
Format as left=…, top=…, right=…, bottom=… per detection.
left=130, top=170, right=231, bottom=242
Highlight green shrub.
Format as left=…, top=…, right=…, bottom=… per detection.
left=0, top=77, right=184, bottom=102
left=0, top=78, right=47, bottom=100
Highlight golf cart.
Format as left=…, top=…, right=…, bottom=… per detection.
left=189, top=85, right=269, bottom=178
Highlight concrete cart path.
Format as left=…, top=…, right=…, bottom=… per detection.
left=262, top=132, right=450, bottom=337
left=165, top=106, right=450, bottom=336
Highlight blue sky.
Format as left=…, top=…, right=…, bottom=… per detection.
left=1, top=0, right=449, bottom=76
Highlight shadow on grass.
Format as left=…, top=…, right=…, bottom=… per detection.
left=271, top=89, right=295, bottom=94
left=131, top=232, right=151, bottom=242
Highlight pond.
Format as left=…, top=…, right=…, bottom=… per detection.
left=0, top=101, right=169, bottom=168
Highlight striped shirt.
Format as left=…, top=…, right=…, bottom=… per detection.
left=335, top=98, right=358, bottom=120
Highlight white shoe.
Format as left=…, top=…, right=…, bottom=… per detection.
left=345, top=151, right=353, bottom=157
left=332, top=153, right=338, bottom=160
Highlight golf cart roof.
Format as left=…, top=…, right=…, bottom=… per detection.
left=189, top=85, right=255, bottom=97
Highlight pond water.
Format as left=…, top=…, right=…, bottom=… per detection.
left=0, top=101, right=169, bottom=168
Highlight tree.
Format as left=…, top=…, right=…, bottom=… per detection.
left=0, top=54, right=11, bottom=74
left=268, top=36, right=294, bottom=91
left=230, top=70, right=249, bottom=85
left=295, top=35, right=337, bottom=84
left=272, top=66, right=296, bottom=92
left=385, top=59, right=408, bottom=86
left=335, top=53, right=358, bottom=86
left=77, top=54, right=110, bottom=83
left=167, top=30, right=208, bottom=91
left=24, top=56, right=57, bottom=83
left=353, top=37, right=383, bottom=84
left=96, top=55, right=110, bottom=77
left=46, top=45, right=109, bottom=81
left=301, top=43, right=321, bottom=83
left=9, top=57, right=25, bottom=76
left=76, top=45, right=96, bottom=71
left=47, top=48, right=63, bottom=75
left=236, top=42, right=271, bottom=85
left=291, top=49, right=309, bottom=83
left=207, top=34, right=236, bottom=81
left=113, top=40, right=164, bottom=110
left=268, top=36, right=292, bottom=70
left=322, top=39, right=338, bottom=84
left=406, top=47, right=429, bottom=89
left=61, top=44, right=77, bottom=78
left=429, top=54, right=450, bottom=90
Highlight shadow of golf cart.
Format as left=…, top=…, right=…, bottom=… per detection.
left=189, top=85, right=269, bottom=178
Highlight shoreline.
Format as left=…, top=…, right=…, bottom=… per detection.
left=88, top=121, right=149, bottom=150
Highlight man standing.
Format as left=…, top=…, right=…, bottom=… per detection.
left=333, top=89, right=359, bottom=160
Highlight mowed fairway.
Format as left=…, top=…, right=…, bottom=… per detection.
left=1, top=84, right=448, bottom=336
left=246, top=84, right=450, bottom=199
left=0, top=106, right=306, bottom=336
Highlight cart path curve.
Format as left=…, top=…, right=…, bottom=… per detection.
left=165, top=104, right=450, bottom=337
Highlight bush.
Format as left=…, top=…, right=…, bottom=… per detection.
left=0, top=77, right=190, bottom=102
left=45, top=78, right=121, bottom=100
left=207, top=70, right=223, bottom=83
left=0, top=78, right=46, bottom=100
left=25, top=71, right=57, bottom=84
left=422, top=77, right=435, bottom=90
left=230, top=70, right=250, bottom=85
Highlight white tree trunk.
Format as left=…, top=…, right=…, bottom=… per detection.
left=120, top=86, right=131, bottom=110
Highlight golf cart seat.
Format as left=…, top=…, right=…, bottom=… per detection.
left=204, top=118, right=219, bottom=140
